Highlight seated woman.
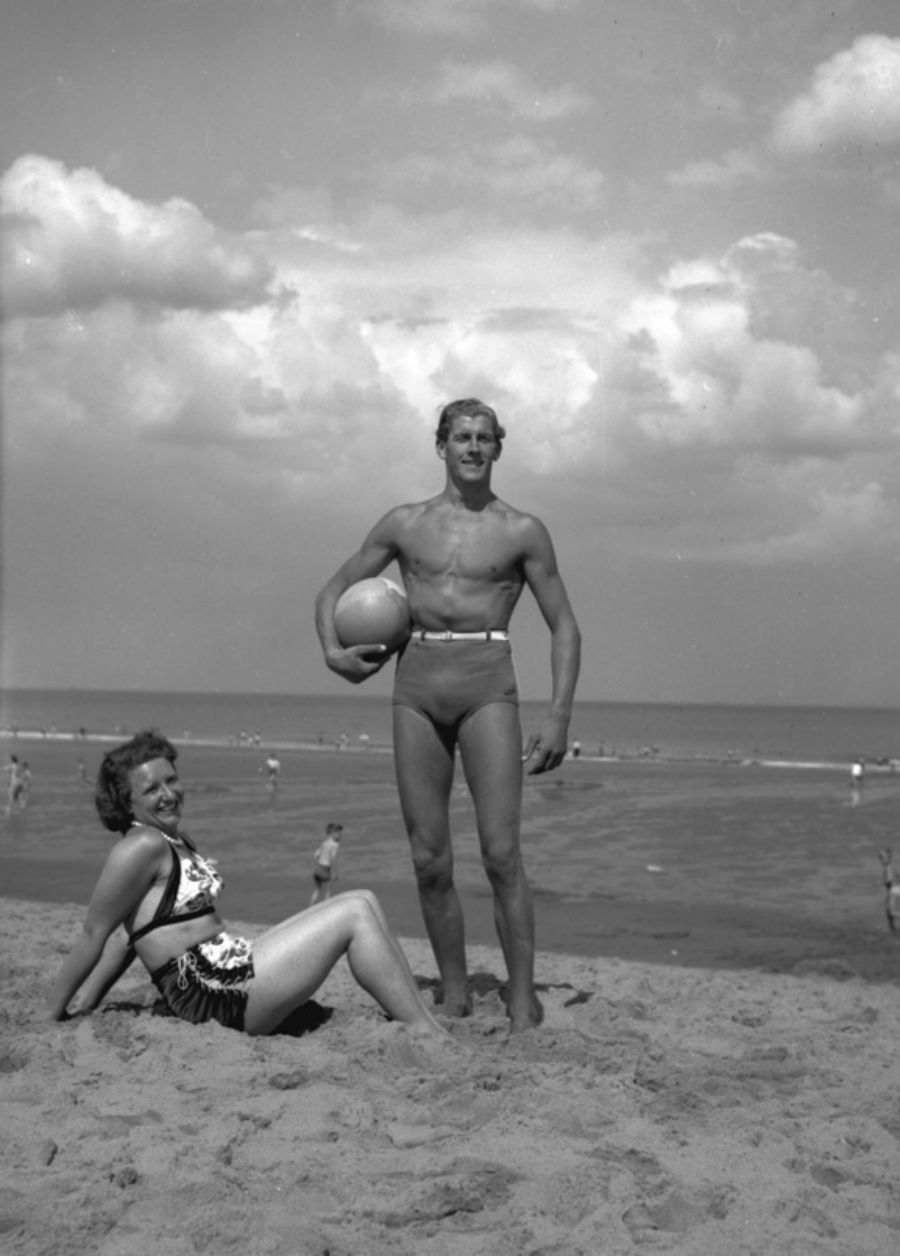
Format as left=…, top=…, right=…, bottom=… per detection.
left=49, top=729, right=448, bottom=1038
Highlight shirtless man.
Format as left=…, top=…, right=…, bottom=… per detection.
left=315, top=399, right=581, bottom=1030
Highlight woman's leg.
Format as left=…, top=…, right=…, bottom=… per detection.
left=242, top=890, right=448, bottom=1037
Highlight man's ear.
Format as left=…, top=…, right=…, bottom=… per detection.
left=435, top=440, right=447, bottom=461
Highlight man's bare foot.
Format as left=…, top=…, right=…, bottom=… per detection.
left=507, top=991, right=544, bottom=1033
left=433, top=984, right=473, bottom=1018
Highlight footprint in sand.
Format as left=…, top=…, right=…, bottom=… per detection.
left=622, top=1187, right=733, bottom=1244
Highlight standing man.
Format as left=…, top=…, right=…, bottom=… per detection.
left=315, top=399, right=581, bottom=1031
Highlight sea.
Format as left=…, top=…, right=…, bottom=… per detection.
left=1, top=687, right=898, bottom=766
left=3, top=688, right=900, bottom=974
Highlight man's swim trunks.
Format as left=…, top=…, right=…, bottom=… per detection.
left=393, top=636, right=519, bottom=732
left=150, top=932, right=254, bottom=1031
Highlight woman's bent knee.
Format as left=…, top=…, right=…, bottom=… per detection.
left=335, top=888, right=381, bottom=915
left=331, top=890, right=382, bottom=931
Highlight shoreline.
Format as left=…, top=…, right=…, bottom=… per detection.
left=4, top=863, right=898, bottom=984
left=3, top=735, right=898, bottom=983
left=3, top=726, right=897, bottom=773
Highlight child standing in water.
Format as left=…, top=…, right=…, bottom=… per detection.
left=311, top=823, right=342, bottom=904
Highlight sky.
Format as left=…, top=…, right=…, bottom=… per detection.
left=1, top=0, right=898, bottom=709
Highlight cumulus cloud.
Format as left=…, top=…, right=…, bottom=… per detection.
left=584, top=232, right=900, bottom=562
left=342, top=225, right=898, bottom=571
left=3, top=160, right=896, bottom=572
left=1, top=155, right=273, bottom=317
left=611, top=234, right=876, bottom=459
left=772, top=34, right=900, bottom=154
left=428, top=59, right=592, bottom=120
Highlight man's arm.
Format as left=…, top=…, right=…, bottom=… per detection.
left=520, top=516, right=581, bottom=775
left=314, top=511, right=402, bottom=684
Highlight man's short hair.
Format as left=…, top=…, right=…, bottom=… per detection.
left=435, top=399, right=505, bottom=455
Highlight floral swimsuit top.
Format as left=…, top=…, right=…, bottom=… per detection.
left=128, top=832, right=222, bottom=945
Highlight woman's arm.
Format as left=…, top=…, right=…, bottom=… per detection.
left=68, top=929, right=137, bottom=1015
left=48, top=923, right=124, bottom=1020
left=48, top=831, right=163, bottom=1020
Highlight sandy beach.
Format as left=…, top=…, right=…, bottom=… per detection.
left=2, top=894, right=900, bottom=1255
left=2, top=739, right=900, bottom=1253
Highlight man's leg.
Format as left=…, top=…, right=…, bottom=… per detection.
left=458, top=703, right=541, bottom=1031
left=393, top=704, right=470, bottom=1015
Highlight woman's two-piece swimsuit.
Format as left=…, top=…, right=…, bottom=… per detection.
left=127, top=833, right=254, bottom=1031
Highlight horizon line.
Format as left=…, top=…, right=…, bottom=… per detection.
left=1, top=684, right=898, bottom=715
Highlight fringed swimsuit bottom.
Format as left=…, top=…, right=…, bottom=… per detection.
left=128, top=832, right=254, bottom=1031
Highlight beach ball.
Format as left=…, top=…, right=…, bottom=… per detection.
left=334, top=577, right=410, bottom=652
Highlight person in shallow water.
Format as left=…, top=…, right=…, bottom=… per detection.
left=48, top=729, right=448, bottom=1038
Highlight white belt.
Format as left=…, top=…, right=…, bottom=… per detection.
left=411, top=630, right=510, bottom=642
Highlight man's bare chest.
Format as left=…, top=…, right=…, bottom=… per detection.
left=401, top=517, right=521, bottom=581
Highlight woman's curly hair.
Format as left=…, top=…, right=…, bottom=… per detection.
left=95, top=729, right=178, bottom=833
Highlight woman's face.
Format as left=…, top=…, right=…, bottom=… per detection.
left=127, top=757, right=184, bottom=835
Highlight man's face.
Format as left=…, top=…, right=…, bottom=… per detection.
left=438, top=414, right=500, bottom=478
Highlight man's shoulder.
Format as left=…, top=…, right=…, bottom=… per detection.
left=489, top=497, right=547, bottom=534
left=380, top=496, right=443, bottom=530
left=381, top=497, right=436, bottom=523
